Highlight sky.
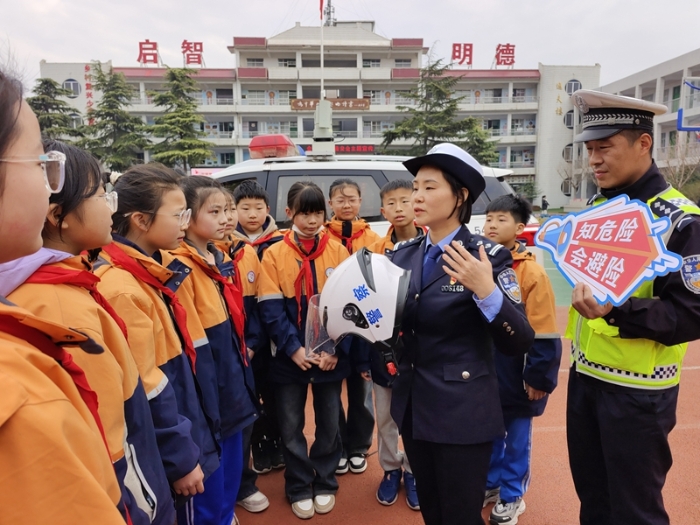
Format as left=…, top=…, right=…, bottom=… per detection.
left=3, top=0, right=700, bottom=90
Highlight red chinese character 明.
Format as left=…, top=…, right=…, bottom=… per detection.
left=451, top=43, right=473, bottom=66
left=495, top=44, right=516, bottom=66
left=137, top=40, right=159, bottom=65
left=181, top=40, right=204, bottom=65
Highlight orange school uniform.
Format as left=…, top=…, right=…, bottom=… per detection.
left=326, top=217, right=380, bottom=254
left=0, top=300, right=124, bottom=525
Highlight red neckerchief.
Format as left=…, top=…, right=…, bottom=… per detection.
left=101, top=243, right=197, bottom=373
left=327, top=220, right=367, bottom=254
left=0, top=314, right=109, bottom=451
left=184, top=246, right=248, bottom=366
left=282, top=230, right=330, bottom=327
left=249, top=231, right=277, bottom=248
left=231, top=243, right=246, bottom=300
left=25, top=265, right=129, bottom=341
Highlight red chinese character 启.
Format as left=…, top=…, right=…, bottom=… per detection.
left=451, top=43, right=473, bottom=66
left=181, top=40, right=204, bottom=65
left=495, top=43, right=516, bottom=66
left=137, top=40, right=159, bottom=65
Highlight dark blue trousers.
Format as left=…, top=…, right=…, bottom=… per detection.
left=177, top=432, right=243, bottom=525
left=566, top=370, right=678, bottom=525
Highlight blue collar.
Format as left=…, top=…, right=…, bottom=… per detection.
left=424, top=224, right=462, bottom=254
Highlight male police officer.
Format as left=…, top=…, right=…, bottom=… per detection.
left=566, top=89, right=700, bottom=525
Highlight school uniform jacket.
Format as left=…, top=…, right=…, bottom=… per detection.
left=388, top=226, right=535, bottom=445
left=95, top=239, right=219, bottom=482
left=258, top=231, right=352, bottom=384
left=494, top=243, right=562, bottom=419
left=0, top=299, right=125, bottom=525
left=234, top=215, right=284, bottom=260
left=8, top=255, right=175, bottom=525
left=170, top=241, right=258, bottom=440
left=326, top=217, right=381, bottom=255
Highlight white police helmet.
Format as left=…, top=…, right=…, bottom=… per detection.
left=306, top=248, right=411, bottom=358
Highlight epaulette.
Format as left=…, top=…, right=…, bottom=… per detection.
left=468, top=234, right=504, bottom=257
left=650, top=197, right=700, bottom=235
left=393, top=236, right=424, bottom=251
left=587, top=193, right=603, bottom=206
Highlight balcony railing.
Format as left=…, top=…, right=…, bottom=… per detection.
left=200, top=97, right=235, bottom=106
left=484, top=128, right=537, bottom=137
left=489, top=160, right=535, bottom=169
left=656, top=144, right=700, bottom=160
left=241, top=130, right=298, bottom=138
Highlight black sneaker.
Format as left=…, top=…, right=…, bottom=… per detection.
left=271, top=439, right=285, bottom=469
left=252, top=441, right=272, bottom=474
left=348, top=454, right=367, bottom=474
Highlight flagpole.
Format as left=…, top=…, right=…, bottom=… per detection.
left=320, top=1, right=325, bottom=99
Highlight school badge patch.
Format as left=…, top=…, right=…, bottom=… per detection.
left=247, top=271, right=255, bottom=283
left=681, top=255, right=700, bottom=294
left=497, top=268, right=522, bottom=303
left=325, top=267, right=334, bottom=277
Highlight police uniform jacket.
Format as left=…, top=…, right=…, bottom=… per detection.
left=0, top=298, right=125, bottom=525
left=96, top=238, right=219, bottom=480
left=170, top=241, right=258, bottom=441
left=389, top=226, right=535, bottom=445
left=8, top=255, right=174, bottom=525
left=595, top=163, right=700, bottom=348
left=495, top=243, right=562, bottom=419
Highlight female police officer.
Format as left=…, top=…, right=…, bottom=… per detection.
left=388, top=144, right=535, bottom=525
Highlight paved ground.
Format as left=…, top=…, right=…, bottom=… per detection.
left=237, top=305, right=700, bottom=524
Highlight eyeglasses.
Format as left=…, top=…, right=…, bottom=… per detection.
left=97, top=191, right=118, bottom=213
left=0, top=151, right=66, bottom=193
left=124, top=208, right=192, bottom=228
left=154, top=208, right=192, bottom=228
left=331, top=197, right=360, bottom=206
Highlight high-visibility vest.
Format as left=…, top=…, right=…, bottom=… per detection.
left=565, top=185, right=700, bottom=389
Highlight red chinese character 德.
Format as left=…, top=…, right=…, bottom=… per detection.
left=182, top=40, right=204, bottom=65
left=451, top=43, right=473, bottom=66
left=495, top=43, right=516, bottom=66
left=137, top=40, right=159, bottom=65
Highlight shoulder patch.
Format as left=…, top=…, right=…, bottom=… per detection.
left=681, top=255, right=700, bottom=295
left=497, top=268, right=522, bottom=303
left=650, top=198, right=684, bottom=223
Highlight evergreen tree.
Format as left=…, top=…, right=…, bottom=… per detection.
left=26, top=78, right=83, bottom=140
left=150, top=68, right=213, bottom=170
left=79, top=63, right=150, bottom=171
left=381, top=60, right=498, bottom=165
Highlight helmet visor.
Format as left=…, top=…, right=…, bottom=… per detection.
left=305, top=294, right=336, bottom=357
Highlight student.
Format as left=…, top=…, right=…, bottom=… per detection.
left=170, top=176, right=259, bottom=525
left=232, top=180, right=285, bottom=473
left=483, top=194, right=562, bottom=525
left=367, top=179, right=425, bottom=510
left=3, top=141, right=176, bottom=525
left=0, top=68, right=124, bottom=524
left=258, top=181, right=351, bottom=519
left=390, top=143, right=534, bottom=525
left=94, top=165, right=220, bottom=513
left=540, top=195, right=549, bottom=218
left=233, top=180, right=284, bottom=258
left=215, top=191, right=271, bottom=515
left=326, top=178, right=379, bottom=475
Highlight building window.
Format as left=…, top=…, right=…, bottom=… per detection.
left=562, top=143, right=574, bottom=162
left=454, top=90, right=472, bottom=102
left=220, top=153, right=235, bottom=165
left=362, top=59, right=381, bottom=68
left=243, top=90, right=265, bottom=105
left=660, top=132, right=667, bottom=148
left=278, top=58, right=296, bottom=68
left=219, top=121, right=235, bottom=133
left=669, top=130, right=677, bottom=146
left=363, top=90, right=383, bottom=104
left=278, top=90, right=297, bottom=103
left=564, top=110, right=574, bottom=129
left=62, top=79, right=81, bottom=98
left=395, top=90, right=413, bottom=104
left=394, top=59, right=411, bottom=68
left=511, top=119, right=524, bottom=133
left=512, top=88, right=526, bottom=102
left=68, top=113, right=83, bottom=129
left=565, top=79, right=582, bottom=95
left=246, top=58, right=264, bottom=68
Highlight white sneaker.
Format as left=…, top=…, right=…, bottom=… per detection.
left=348, top=454, right=367, bottom=473
left=313, top=494, right=335, bottom=514
left=483, top=487, right=500, bottom=507
left=237, top=490, right=270, bottom=513
left=336, top=457, right=349, bottom=475
left=490, top=498, right=526, bottom=525
left=291, top=498, right=314, bottom=520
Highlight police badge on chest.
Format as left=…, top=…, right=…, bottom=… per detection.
left=442, top=276, right=465, bottom=293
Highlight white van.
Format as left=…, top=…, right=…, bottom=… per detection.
left=211, top=155, right=540, bottom=244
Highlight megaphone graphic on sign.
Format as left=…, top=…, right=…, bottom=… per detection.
left=536, top=218, right=573, bottom=258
